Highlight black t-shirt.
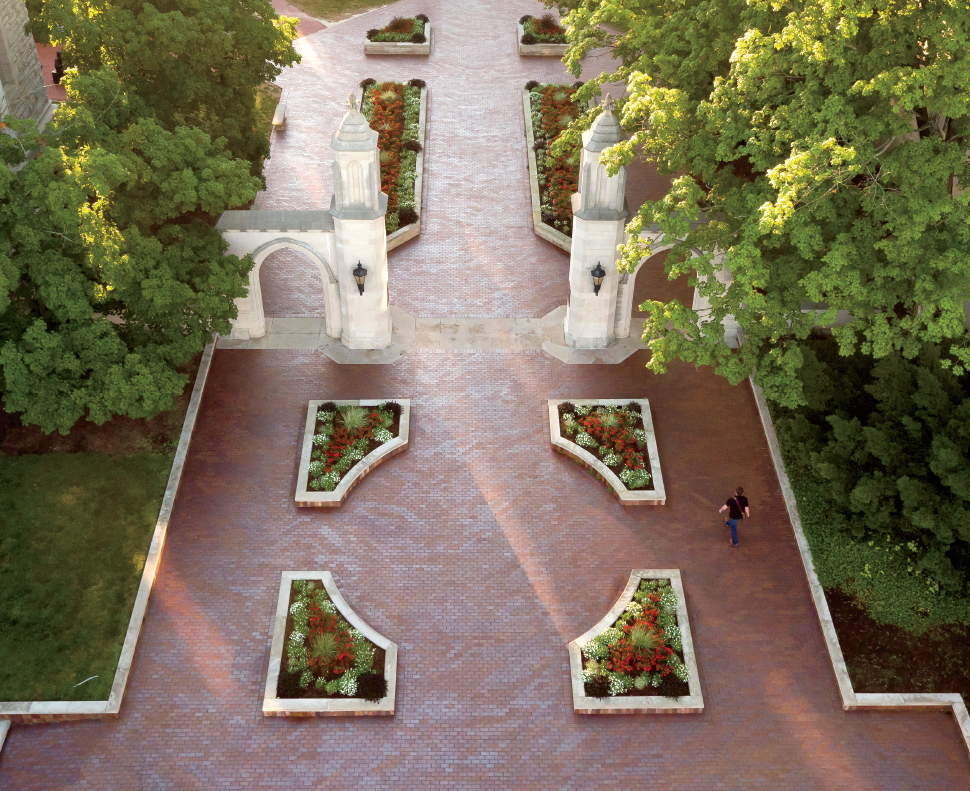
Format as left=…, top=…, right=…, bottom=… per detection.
left=727, top=495, right=749, bottom=520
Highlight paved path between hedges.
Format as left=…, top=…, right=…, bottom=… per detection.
left=3, top=0, right=969, bottom=788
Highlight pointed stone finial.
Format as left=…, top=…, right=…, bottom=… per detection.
left=347, top=92, right=359, bottom=112
left=600, top=93, right=614, bottom=114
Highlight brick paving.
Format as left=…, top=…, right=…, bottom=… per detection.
left=3, top=1, right=969, bottom=788
left=4, top=352, right=968, bottom=789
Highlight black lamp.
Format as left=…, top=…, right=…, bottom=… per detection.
left=591, top=262, right=606, bottom=296
left=353, top=261, right=367, bottom=296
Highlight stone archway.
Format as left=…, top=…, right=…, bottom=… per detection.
left=246, top=239, right=341, bottom=340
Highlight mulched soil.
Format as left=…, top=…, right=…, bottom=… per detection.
left=557, top=403, right=655, bottom=487
left=0, top=352, right=202, bottom=456
left=306, top=401, right=402, bottom=488
left=584, top=669, right=689, bottom=699
left=277, top=581, right=385, bottom=700
left=827, top=586, right=970, bottom=704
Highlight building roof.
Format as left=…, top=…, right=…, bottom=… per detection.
left=331, top=93, right=379, bottom=151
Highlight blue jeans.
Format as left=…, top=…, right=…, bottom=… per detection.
left=726, top=518, right=739, bottom=545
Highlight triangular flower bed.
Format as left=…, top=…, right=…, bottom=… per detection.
left=548, top=399, right=665, bottom=505
left=296, top=399, right=410, bottom=507
left=568, top=570, right=703, bottom=714
left=263, top=572, right=398, bottom=716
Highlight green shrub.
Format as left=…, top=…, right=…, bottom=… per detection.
left=774, top=339, right=970, bottom=594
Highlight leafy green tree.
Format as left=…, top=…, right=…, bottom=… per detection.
left=0, top=69, right=260, bottom=432
left=27, top=0, right=299, bottom=172
left=776, top=340, right=970, bottom=593
left=555, top=0, right=970, bottom=406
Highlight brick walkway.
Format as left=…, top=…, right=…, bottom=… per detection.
left=3, top=1, right=969, bottom=788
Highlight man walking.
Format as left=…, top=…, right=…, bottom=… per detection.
left=719, top=486, right=750, bottom=547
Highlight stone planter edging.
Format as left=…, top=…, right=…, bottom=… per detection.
left=523, top=88, right=572, bottom=253
left=295, top=399, right=410, bottom=507
left=749, top=377, right=970, bottom=756
left=364, top=22, right=432, bottom=55
left=0, top=341, right=218, bottom=725
left=568, top=569, right=703, bottom=714
left=356, top=84, right=427, bottom=251
left=263, top=571, right=398, bottom=716
left=548, top=399, right=665, bottom=505
left=517, top=21, right=568, bottom=57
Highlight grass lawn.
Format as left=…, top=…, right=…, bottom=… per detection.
left=0, top=453, right=172, bottom=701
left=256, top=82, right=282, bottom=143
left=286, top=0, right=390, bottom=22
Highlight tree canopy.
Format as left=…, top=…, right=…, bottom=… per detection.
left=26, top=0, right=299, bottom=171
left=555, top=0, right=970, bottom=406
left=0, top=70, right=261, bottom=432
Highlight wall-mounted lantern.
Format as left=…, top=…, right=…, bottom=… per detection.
left=591, top=262, right=606, bottom=296
left=353, top=261, right=367, bottom=296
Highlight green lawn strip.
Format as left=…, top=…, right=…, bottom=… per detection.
left=0, top=453, right=172, bottom=702
left=284, top=0, right=389, bottom=22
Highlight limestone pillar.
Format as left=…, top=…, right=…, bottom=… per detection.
left=0, top=0, right=52, bottom=125
left=330, top=94, right=392, bottom=349
left=563, top=96, right=628, bottom=349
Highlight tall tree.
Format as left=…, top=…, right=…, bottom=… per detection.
left=555, top=0, right=970, bottom=406
left=0, top=70, right=260, bottom=432
left=27, top=0, right=299, bottom=172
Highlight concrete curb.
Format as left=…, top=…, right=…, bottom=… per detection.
left=749, top=376, right=970, bottom=756
left=356, top=84, right=427, bottom=251
left=548, top=399, right=665, bottom=504
left=522, top=88, right=572, bottom=253
left=295, top=399, right=411, bottom=507
left=0, top=341, right=218, bottom=724
left=567, top=570, right=703, bottom=714
left=364, top=21, right=432, bottom=55
left=263, top=571, right=398, bottom=716
left=517, top=21, right=568, bottom=57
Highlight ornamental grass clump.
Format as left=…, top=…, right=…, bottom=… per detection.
left=528, top=83, right=579, bottom=235
left=361, top=80, right=421, bottom=234
left=280, top=580, right=385, bottom=699
left=581, top=579, right=689, bottom=698
left=307, top=402, right=398, bottom=491
left=559, top=404, right=652, bottom=489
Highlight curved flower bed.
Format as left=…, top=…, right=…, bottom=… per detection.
left=367, top=14, right=428, bottom=43
left=580, top=579, right=688, bottom=698
left=361, top=79, right=422, bottom=235
left=519, top=13, right=567, bottom=44
left=306, top=401, right=400, bottom=492
left=568, top=569, right=703, bottom=714
left=527, top=82, right=579, bottom=237
left=558, top=401, right=652, bottom=489
left=278, top=579, right=387, bottom=701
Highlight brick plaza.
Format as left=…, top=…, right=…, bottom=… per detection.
left=2, top=0, right=968, bottom=787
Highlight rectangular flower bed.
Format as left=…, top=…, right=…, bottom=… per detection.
left=263, top=572, right=397, bottom=716
left=518, top=13, right=568, bottom=56
left=523, top=83, right=581, bottom=252
left=568, top=570, right=703, bottom=714
left=548, top=399, right=665, bottom=505
left=364, top=14, right=432, bottom=55
left=295, top=399, right=410, bottom=507
left=358, top=79, right=428, bottom=249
